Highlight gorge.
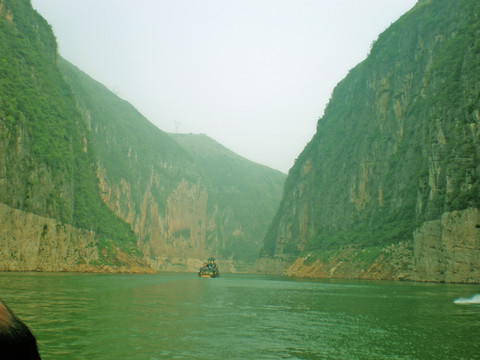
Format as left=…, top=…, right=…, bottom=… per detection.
left=1, top=0, right=480, bottom=283
left=0, top=0, right=285, bottom=273
left=260, top=0, right=480, bottom=283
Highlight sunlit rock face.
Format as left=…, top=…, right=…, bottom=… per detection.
left=260, top=0, right=480, bottom=283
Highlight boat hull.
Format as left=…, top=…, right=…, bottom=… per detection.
left=198, top=270, right=219, bottom=278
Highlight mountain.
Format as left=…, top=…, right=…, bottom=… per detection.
left=0, top=0, right=284, bottom=272
left=58, top=59, right=285, bottom=271
left=171, top=133, right=285, bottom=263
left=260, top=0, right=480, bottom=283
left=0, top=0, right=145, bottom=271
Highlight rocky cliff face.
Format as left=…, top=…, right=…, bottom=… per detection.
left=0, top=0, right=147, bottom=272
left=0, top=202, right=152, bottom=272
left=282, top=207, right=480, bottom=283
left=261, top=0, right=480, bottom=283
left=95, top=163, right=213, bottom=270
left=57, top=59, right=285, bottom=272
left=0, top=202, right=96, bottom=271
left=413, top=208, right=480, bottom=283
left=135, top=178, right=212, bottom=270
left=0, top=0, right=75, bottom=224
left=0, top=0, right=285, bottom=273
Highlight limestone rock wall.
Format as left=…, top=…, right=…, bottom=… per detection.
left=96, top=165, right=215, bottom=271
left=262, top=208, right=480, bottom=283
left=261, top=0, right=480, bottom=283
left=0, top=202, right=97, bottom=271
left=284, top=242, right=414, bottom=281
left=0, top=202, right=153, bottom=273
left=413, top=208, right=480, bottom=283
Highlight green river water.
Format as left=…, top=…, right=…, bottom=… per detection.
left=0, top=272, right=479, bottom=359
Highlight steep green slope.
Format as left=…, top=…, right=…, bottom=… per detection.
left=172, top=133, right=285, bottom=262
left=59, top=59, right=285, bottom=267
left=0, top=0, right=73, bottom=221
left=0, top=0, right=285, bottom=271
left=58, top=58, right=217, bottom=264
left=57, top=58, right=202, bottom=213
left=0, top=0, right=138, bottom=259
left=262, top=0, right=480, bottom=282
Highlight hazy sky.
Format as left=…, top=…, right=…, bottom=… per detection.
left=32, top=0, right=417, bottom=173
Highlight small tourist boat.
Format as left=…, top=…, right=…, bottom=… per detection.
left=198, top=257, right=219, bottom=278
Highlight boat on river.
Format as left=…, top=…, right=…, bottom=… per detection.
left=198, top=257, right=219, bottom=278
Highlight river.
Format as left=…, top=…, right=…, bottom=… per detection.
left=0, top=272, right=479, bottom=359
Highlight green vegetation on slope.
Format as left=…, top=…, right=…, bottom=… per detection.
left=58, top=58, right=201, bottom=214
left=0, top=0, right=74, bottom=220
left=263, top=0, right=480, bottom=257
left=1, top=0, right=286, bottom=268
left=172, top=134, right=286, bottom=262
left=58, top=58, right=212, bottom=260
left=0, top=0, right=138, bottom=256
left=59, top=59, right=285, bottom=264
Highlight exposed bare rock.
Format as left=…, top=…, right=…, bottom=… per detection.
left=260, top=0, right=480, bottom=283
left=413, top=208, right=480, bottom=283
left=263, top=208, right=480, bottom=283
left=0, top=202, right=97, bottom=271
left=0, top=202, right=153, bottom=273
left=284, top=242, right=413, bottom=281
left=253, top=257, right=291, bottom=276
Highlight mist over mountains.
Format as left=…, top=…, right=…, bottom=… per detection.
left=0, top=0, right=284, bottom=272
left=1, top=0, right=479, bottom=283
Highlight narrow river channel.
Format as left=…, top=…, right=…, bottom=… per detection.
left=1, top=272, right=479, bottom=359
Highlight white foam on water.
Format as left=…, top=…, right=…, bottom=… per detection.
left=453, top=294, right=480, bottom=305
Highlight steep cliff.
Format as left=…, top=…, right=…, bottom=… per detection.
left=0, top=0, right=74, bottom=222
left=172, top=134, right=285, bottom=264
left=0, top=0, right=285, bottom=273
left=0, top=202, right=151, bottom=273
left=56, top=57, right=211, bottom=271
left=261, top=0, right=480, bottom=283
left=0, top=0, right=146, bottom=271
left=58, top=59, right=285, bottom=271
